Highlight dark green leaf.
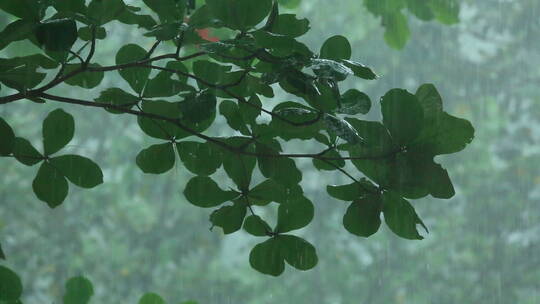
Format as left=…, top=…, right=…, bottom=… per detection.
left=32, top=161, right=68, bottom=208
left=64, top=64, right=104, bottom=89
left=12, top=137, right=43, bottom=166
left=381, top=89, right=424, bottom=145
left=206, top=0, right=273, bottom=30
left=382, top=191, right=427, bottom=240
left=256, top=142, right=302, bottom=187
left=42, top=109, right=74, bottom=156
left=136, top=143, right=176, bottom=174
left=0, top=0, right=41, bottom=20
left=0, top=117, right=15, bottom=156
left=137, top=100, right=183, bottom=140
left=138, top=293, right=165, bottom=304
left=143, top=0, right=185, bottom=23
left=95, top=88, right=139, bottom=114
left=345, top=118, right=396, bottom=155
left=220, top=137, right=256, bottom=190
left=320, top=35, right=351, bottom=60
left=243, top=215, right=271, bottom=236
left=35, top=18, right=78, bottom=52
left=144, top=22, right=182, bottom=41
left=249, top=238, right=285, bottom=276
left=176, top=141, right=221, bottom=176
left=0, top=243, right=5, bottom=260
left=270, top=14, right=310, bottom=37
left=248, top=179, right=302, bottom=206
left=220, top=100, right=250, bottom=135
left=116, top=44, right=150, bottom=93
left=312, top=149, right=345, bottom=171
left=210, top=200, right=247, bottom=234
left=280, top=235, right=318, bottom=271
left=184, top=176, right=240, bottom=208
left=50, top=155, right=103, bottom=188
left=178, top=91, right=217, bottom=124
left=276, top=197, right=314, bottom=233
left=87, top=0, right=127, bottom=25
left=343, top=194, right=382, bottom=237
left=143, top=62, right=191, bottom=98
left=63, top=277, right=94, bottom=304
left=0, top=265, right=22, bottom=301
left=337, top=89, right=371, bottom=115
left=327, top=182, right=370, bottom=201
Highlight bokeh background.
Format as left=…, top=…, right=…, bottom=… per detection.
left=1, top=0, right=539, bottom=303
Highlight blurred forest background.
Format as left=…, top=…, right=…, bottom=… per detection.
left=1, top=0, right=539, bottom=303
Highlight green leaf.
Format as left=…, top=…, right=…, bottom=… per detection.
left=270, top=14, right=310, bottom=37
left=50, top=155, right=103, bottom=188
left=178, top=91, right=217, bottom=124
left=249, top=238, right=285, bottom=276
left=327, top=182, right=370, bottom=201
left=382, top=191, right=427, bottom=240
left=138, top=293, right=165, bottom=304
left=322, top=114, right=363, bottom=144
left=78, top=26, right=107, bottom=41
left=210, top=200, right=247, bottom=234
left=220, top=137, right=256, bottom=190
left=136, top=143, right=176, bottom=174
left=116, top=44, right=150, bottom=93
left=206, top=0, right=273, bottom=30
left=143, top=62, right=191, bottom=97
left=144, top=23, right=182, bottom=40
left=248, top=179, right=302, bottom=206
left=243, top=215, right=271, bottom=236
left=276, top=197, right=314, bottom=233
left=220, top=100, right=250, bottom=135
left=320, top=35, right=351, bottom=60
left=53, top=0, right=87, bottom=15
left=406, top=0, right=435, bottom=21
left=176, top=141, right=221, bottom=176
left=95, top=88, right=139, bottom=114
left=143, top=0, right=185, bottom=23
left=345, top=118, right=396, bottom=155
left=383, top=12, right=410, bottom=50
left=280, top=235, right=318, bottom=271
left=12, top=137, right=43, bottom=166
left=64, top=64, right=105, bottom=89
left=252, top=31, right=312, bottom=57
left=312, top=149, right=345, bottom=171
left=184, top=176, right=240, bottom=208
left=341, top=60, right=377, bottom=80
left=0, top=19, right=36, bottom=51
left=32, top=161, right=68, bottom=208
left=42, top=109, right=74, bottom=156
left=137, top=100, right=182, bottom=140
left=35, top=18, right=78, bottom=52
left=0, top=265, right=22, bottom=301
left=0, top=243, right=5, bottom=260
left=87, top=0, right=127, bottom=25
left=380, top=89, right=424, bottom=145
left=256, top=142, right=302, bottom=187
left=238, top=95, right=262, bottom=125
left=337, top=89, right=371, bottom=115
left=0, top=117, right=15, bottom=156
left=63, top=277, right=94, bottom=304
left=0, top=0, right=41, bottom=20
left=429, top=0, right=460, bottom=25
left=343, top=194, right=382, bottom=237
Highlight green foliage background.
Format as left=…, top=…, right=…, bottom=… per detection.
left=1, top=0, right=539, bottom=303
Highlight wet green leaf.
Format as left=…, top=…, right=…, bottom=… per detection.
left=0, top=117, right=15, bottom=156
left=343, top=194, right=382, bottom=237
left=136, top=143, right=176, bottom=174
left=63, top=277, right=94, bottom=304
left=0, top=265, right=22, bottom=301
left=381, top=89, right=424, bottom=145
left=32, top=161, right=68, bottom=208
left=276, top=197, right=314, bottom=233
left=12, top=137, right=43, bottom=166
left=184, top=176, right=240, bottom=208
left=210, top=200, right=247, bottom=234
left=35, top=18, right=78, bottom=52
left=177, top=141, right=221, bottom=176
left=116, top=44, right=150, bottom=93
left=138, top=293, right=165, bottom=304
left=382, top=191, right=427, bottom=240
left=50, top=155, right=103, bottom=188
left=206, top=0, right=273, bottom=30
left=320, top=35, right=351, bottom=60
left=243, top=215, right=272, bottom=236
left=42, top=109, right=74, bottom=156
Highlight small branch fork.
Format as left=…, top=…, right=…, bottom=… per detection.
left=0, top=32, right=399, bottom=184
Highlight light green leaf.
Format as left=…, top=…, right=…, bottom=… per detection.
left=383, top=12, right=410, bottom=50
left=42, top=109, right=74, bottom=156
left=138, top=293, right=165, bottom=304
